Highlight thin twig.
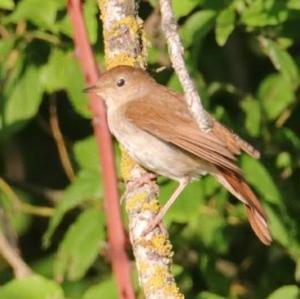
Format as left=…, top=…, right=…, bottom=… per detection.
left=159, top=0, right=212, bottom=131
left=0, top=178, right=54, bottom=217
left=0, top=231, right=32, bottom=278
left=67, top=1, right=135, bottom=299
left=49, top=97, right=76, bottom=182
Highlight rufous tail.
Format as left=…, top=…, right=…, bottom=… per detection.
left=215, top=168, right=272, bottom=245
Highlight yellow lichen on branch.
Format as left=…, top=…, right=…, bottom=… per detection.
left=97, top=0, right=184, bottom=298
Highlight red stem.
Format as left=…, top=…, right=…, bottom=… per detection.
left=67, top=1, right=135, bottom=298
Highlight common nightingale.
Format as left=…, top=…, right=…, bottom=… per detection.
left=86, top=65, right=272, bottom=245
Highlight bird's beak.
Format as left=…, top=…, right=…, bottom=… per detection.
left=83, top=85, right=98, bottom=94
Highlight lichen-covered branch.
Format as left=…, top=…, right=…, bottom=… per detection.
left=159, top=0, right=212, bottom=131
left=98, top=0, right=183, bottom=298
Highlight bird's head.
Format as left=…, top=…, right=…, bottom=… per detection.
left=84, top=65, right=154, bottom=110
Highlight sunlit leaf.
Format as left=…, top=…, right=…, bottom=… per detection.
left=84, top=0, right=98, bottom=44
left=180, top=10, right=216, bottom=47
left=240, top=96, right=261, bottom=137
left=74, top=137, right=100, bottom=172
left=4, top=65, right=43, bottom=125
left=43, top=169, right=102, bottom=246
left=41, top=49, right=90, bottom=117
left=6, top=0, right=63, bottom=29
left=0, top=37, right=15, bottom=63
left=0, top=0, right=14, bottom=10
left=260, top=38, right=299, bottom=89
left=241, top=0, right=288, bottom=27
left=82, top=279, right=118, bottom=299
left=0, top=275, right=65, bottom=299
left=215, top=6, right=235, bottom=46
left=258, top=74, right=295, bottom=120
left=288, top=0, right=300, bottom=10
left=173, top=0, right=201, bottom=18
left=265, top=205, right=289, bottom=246
left=55, top=209, right=105, bottom=281
left=241, top=156, right=282, bottom=205
left=267, top=285, right=300, bottom=299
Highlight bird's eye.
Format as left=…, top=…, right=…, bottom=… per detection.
left=116, top=78, right=125, bottom=87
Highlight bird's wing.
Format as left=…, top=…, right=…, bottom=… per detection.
left=124, top=91, right=271, bottom=245
left=123, top=94, right=241, bottom=174
left=212, top=120, right=260, bottom=159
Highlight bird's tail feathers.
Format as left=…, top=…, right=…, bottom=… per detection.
left=215, top=168, right=272, bottom=245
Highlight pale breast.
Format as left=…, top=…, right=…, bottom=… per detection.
left=107, top=108, right=213, bottom=181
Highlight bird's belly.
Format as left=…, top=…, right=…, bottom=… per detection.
left=108, top=115, right=211, bottom=180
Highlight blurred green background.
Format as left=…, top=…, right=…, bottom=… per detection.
left=1, top=0, right=300, bottom=298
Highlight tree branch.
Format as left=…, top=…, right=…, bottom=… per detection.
left=159, top=0, right=212, bottom=131
left=98, top=0, right=183, bottom=298
left=67, top=1, right=135, bottom=298
left=0, top=210, right=31, bottom=279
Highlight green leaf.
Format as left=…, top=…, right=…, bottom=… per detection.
left=240, top=96, right=261, bottom=137
left=191, top=211, right=227, bottom=251
left=74, top=137, right=100, bottom=171
left=258, top=74, right=295, bottom=120
left=55, top=209, right=105, bottom=281
left=267, top=285, right=300, bottom=299
left=41, top=49, right=90, bottom=117
left=260, top=38, right=299, bottom=89
left=280, top=128, right=300, bottom=150
left=215, top=6, right=235, bottom=46
left=82, top=279, right=118, bottom=299
left=83, top=0, right=98, bottom=44
left=276, top=152, right=292, bottom=169
left=173, top=0, right=201, bottom=18
left=63, top=55, right=91, bottom=118
left=161, top=180, right=205, bottom=224
left=0, top=37, right=15, bottom=61
left=241, top=0, right=288, bottom=27
left=40, top=49, right=67, bottom=92
left=43, top=169, right=102, bottom=246
left=265, top=205, right=289, bottom=246
left=288, top=0, right=300, bottom=10
left=241, top=156, right=282, bottom=205
left=0, top=0, right=14, bottom=10
left=181, top=10, right=216, bottom=47
left=0, top=275, right=65, bottom=299
left=55, top=14, right=73, bottom=37
left=4, top=65, right=43, bottom=125
left=6, top=0, right=61, bottom=29
left=196, top=291, right=226, bottom=299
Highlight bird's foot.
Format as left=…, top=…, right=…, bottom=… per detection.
left=142, top=215, right=166, bottom=237
left=121, top=172, right=157, bottom=204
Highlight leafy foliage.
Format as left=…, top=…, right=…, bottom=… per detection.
left=1, top=0, right=300, bottom=298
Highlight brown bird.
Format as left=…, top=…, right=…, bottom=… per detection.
left=86, top=65, right=272, bottom=245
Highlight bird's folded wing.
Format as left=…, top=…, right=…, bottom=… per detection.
left=124, top=96, right=241, bottom=174
left=212, top=120, right=260, bottom=159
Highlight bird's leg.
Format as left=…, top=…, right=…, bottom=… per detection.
left=142, top=178, right=189, bottom=236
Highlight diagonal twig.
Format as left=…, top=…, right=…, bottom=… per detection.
left=159, top=0, right=212, bottom=131
left=49, top=96, right=76, bottom=182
